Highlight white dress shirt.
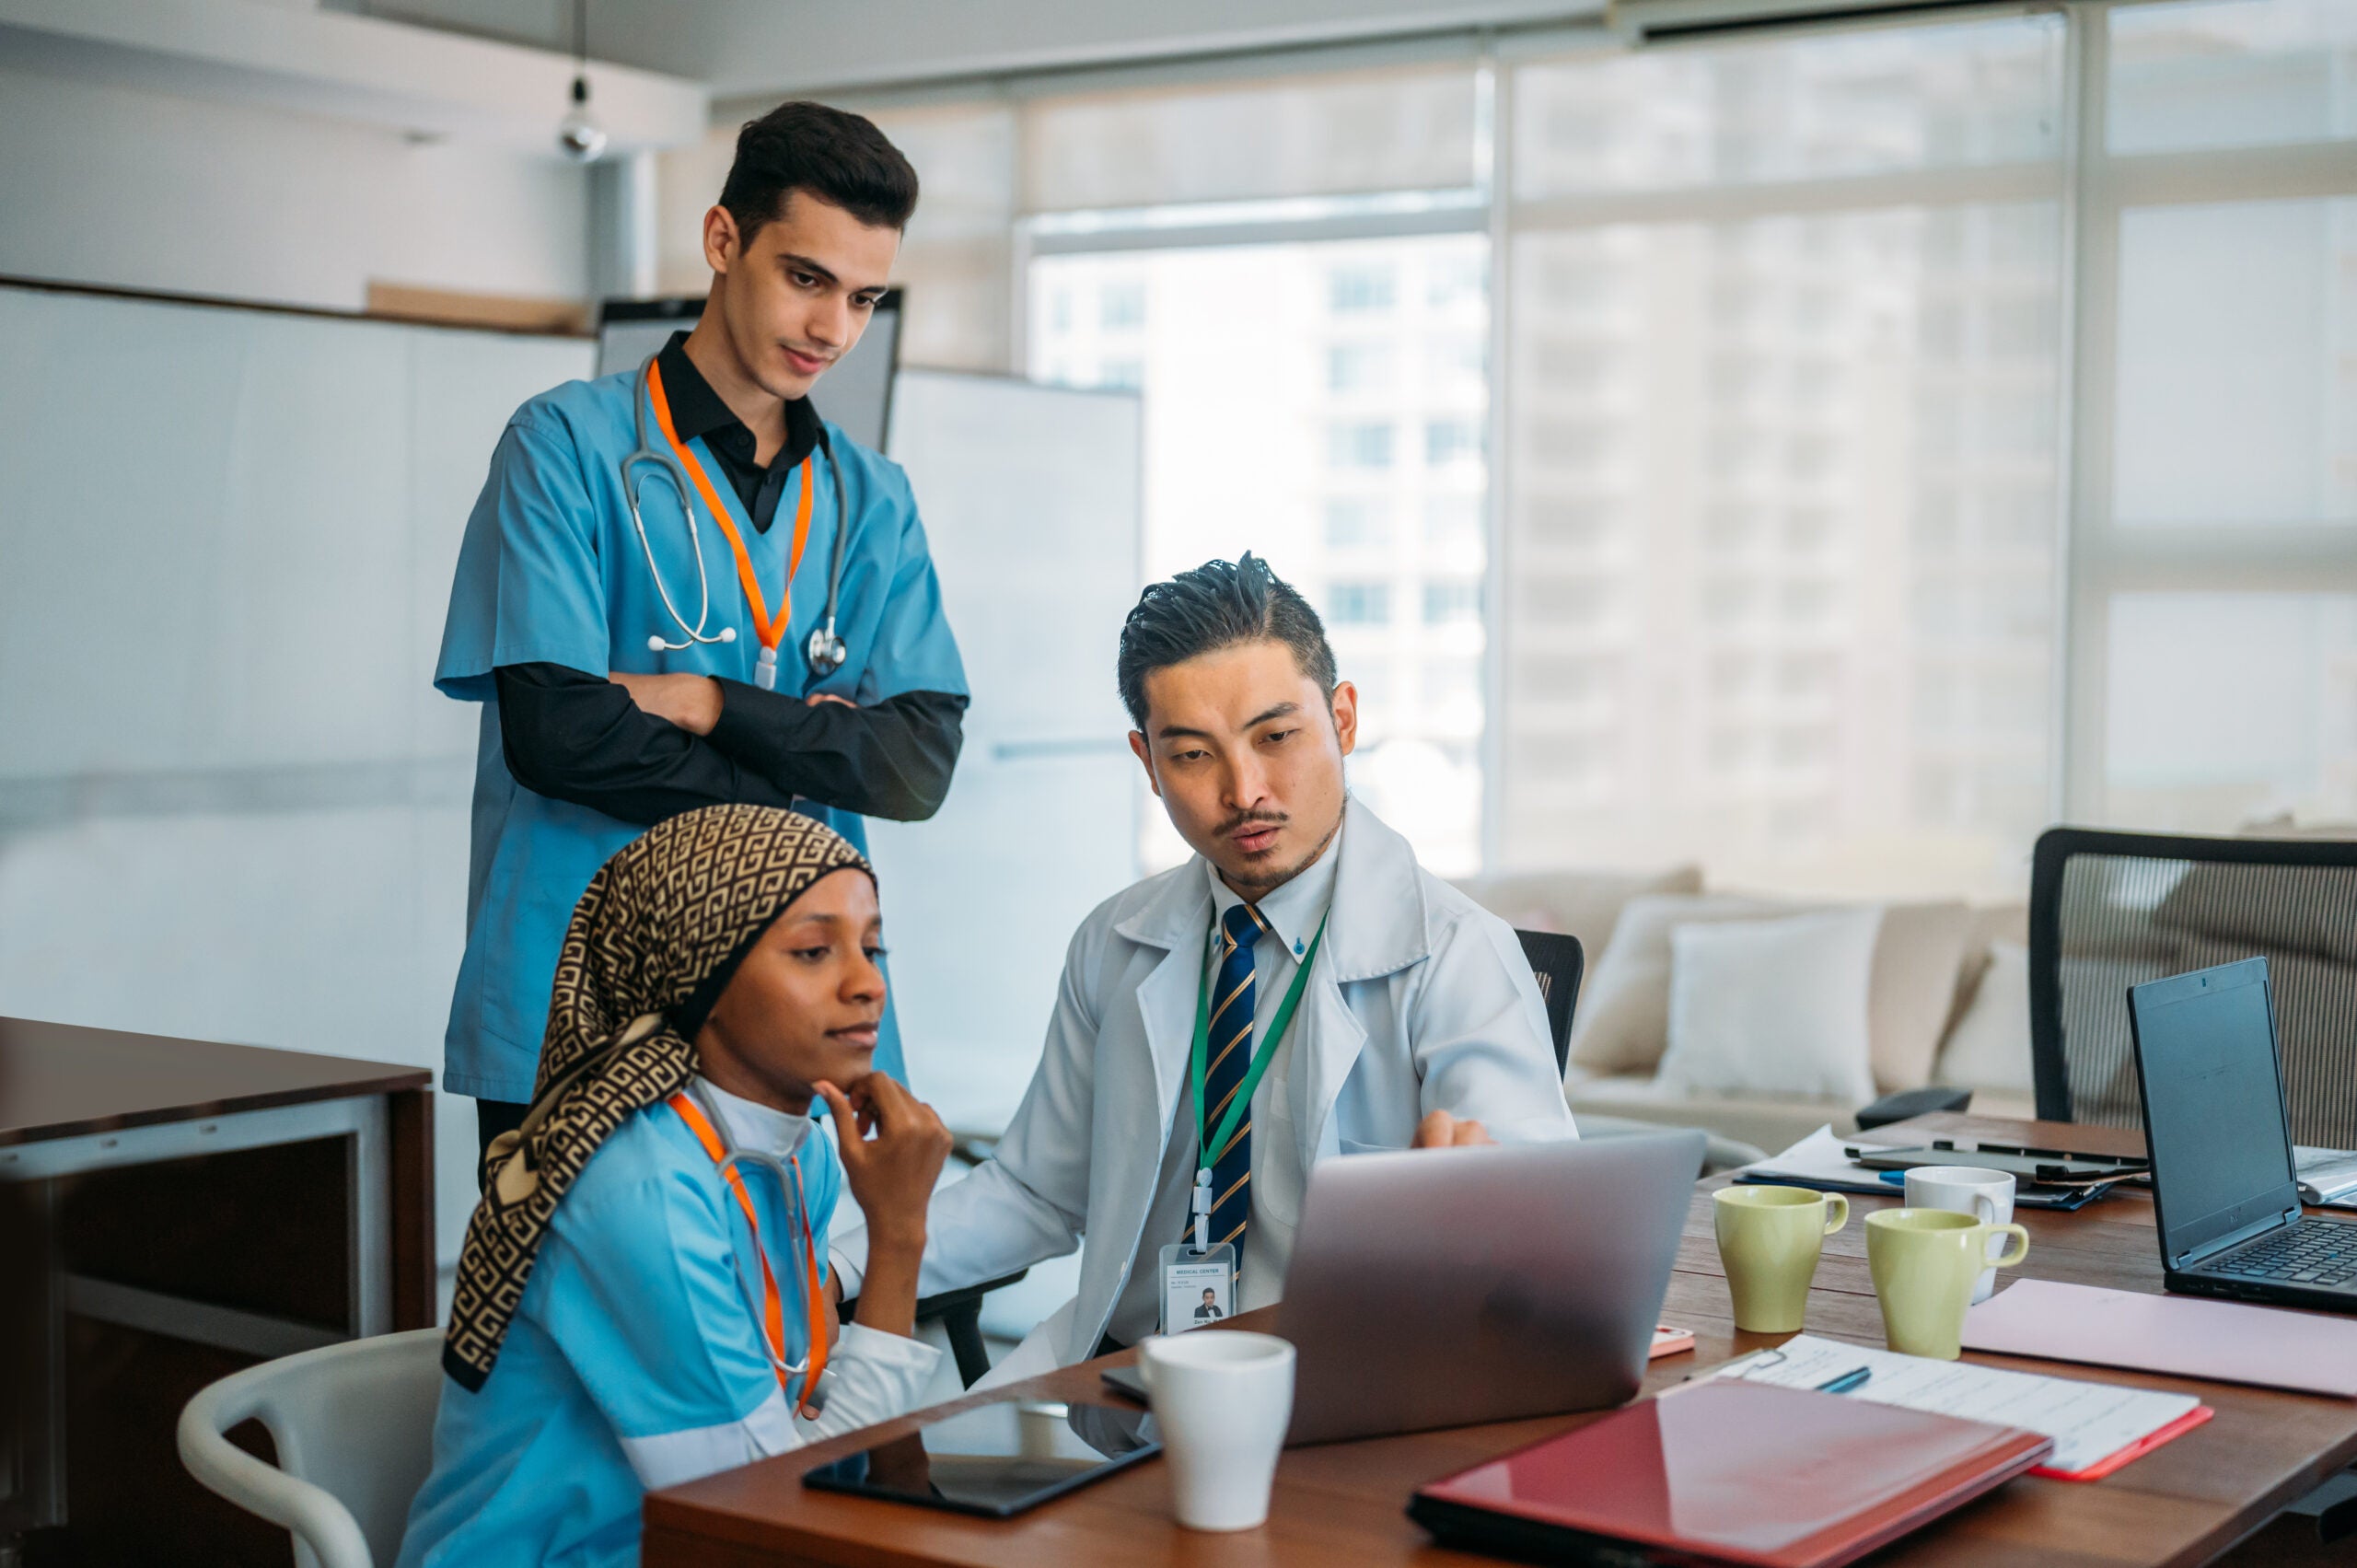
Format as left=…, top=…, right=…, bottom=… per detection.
left=1104, top=830, right=1341, bottom=1343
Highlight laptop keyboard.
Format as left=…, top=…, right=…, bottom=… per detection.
left=2210, top=1223, right=2357, bottom=1286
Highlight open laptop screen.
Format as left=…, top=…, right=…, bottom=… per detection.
left=2131, top=958, right=2301, bottom=1265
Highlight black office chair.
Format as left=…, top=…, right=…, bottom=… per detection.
left=2028, top=827, right=2357, bottom=1145
left=1514, top=927, right=1585, bottom=1073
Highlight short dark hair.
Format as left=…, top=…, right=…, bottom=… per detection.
left=721, top=101, right=919, bottom=241
left=1116, top=554, right=1338, bottom=731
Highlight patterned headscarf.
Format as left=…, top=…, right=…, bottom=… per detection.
left=441, top=803, right=871, bottom=1390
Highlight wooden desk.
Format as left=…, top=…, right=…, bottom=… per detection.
left=1, top=1015, right=435, bottom=1551
left=644, top=1115, right=2357, bottom=1568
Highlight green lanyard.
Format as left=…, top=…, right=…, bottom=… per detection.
left=1190, top=910, right=1329, bottom=1194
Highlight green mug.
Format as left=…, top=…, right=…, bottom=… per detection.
left=1713, top=1185, right=1849, bottom=1333
left=1865, top=1208, right=2031, bottom=1359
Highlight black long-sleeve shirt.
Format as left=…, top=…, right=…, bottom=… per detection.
left=491, top=332, right=964, bottom=828
left=494, top=665, right=965, bottom=826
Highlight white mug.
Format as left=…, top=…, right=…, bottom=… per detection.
left=1904, top=1165, right=2017, bottom=1305
left=1135, top=1330, right=1295, bottom=1532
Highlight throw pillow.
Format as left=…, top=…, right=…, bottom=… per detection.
left=1567, top=892, right=1973, bottom=1090
left=1657, top=908, right=1884, bottom=1105
left=1567, top=894, right=1793, bottom=1075
left=1933, top=940, right=2033, bottom=1094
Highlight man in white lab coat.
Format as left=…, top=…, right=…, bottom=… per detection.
left=831, top=554, right=1574, bottom=1371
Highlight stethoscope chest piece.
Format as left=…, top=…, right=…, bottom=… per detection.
left=806, top=624, right=848, bottom=675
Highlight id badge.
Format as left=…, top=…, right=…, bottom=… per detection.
left=1157, top=1242, right=1236, bottom=1335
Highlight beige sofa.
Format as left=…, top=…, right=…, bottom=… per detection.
left=1458, top=869, right=2038, bottom=1156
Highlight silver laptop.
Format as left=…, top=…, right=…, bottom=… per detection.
left=1274, top=1130, right=1706, bottom=1445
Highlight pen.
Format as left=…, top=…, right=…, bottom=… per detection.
left=1814, top=1367, right=1872, bottom=1395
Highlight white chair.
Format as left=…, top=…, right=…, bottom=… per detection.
left=177, top=1328, right=444, bottom=1568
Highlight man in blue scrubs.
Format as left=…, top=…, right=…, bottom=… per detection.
left=435, top=102, right=967, bottom=1156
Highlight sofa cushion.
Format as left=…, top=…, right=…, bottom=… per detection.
left=1951, top=902, right=2027, bottom=1026
left=1568, top=893, right=1975, bottom=1093
left=1933, top=939, right=2034, bottom=1095
left=1867, top=900, right=1980, bottom=1094
left=1567, top=1071, right=1867, bottom=1151
left=1660, top=909, right=1882, bottom=1105
left=1452, top=865, right=1704, bottom=965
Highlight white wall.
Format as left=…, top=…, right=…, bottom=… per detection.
left=0, top=61, right=590, bottom=310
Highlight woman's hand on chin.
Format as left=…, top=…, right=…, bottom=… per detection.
left=815, top=1074, right=950, bottom=1248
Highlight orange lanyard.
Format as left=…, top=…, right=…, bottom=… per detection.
left=668, top=1092, right=830, bottom=1418
left=644, top=359, right=815, bottom=672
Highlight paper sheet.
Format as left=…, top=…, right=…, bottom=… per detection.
left=2294, top=1145, right=2357, bottom=1209
left=1735, top=1125, right=1898, bottom=1195
left=1711, top=1333, right=2203, bottom=1476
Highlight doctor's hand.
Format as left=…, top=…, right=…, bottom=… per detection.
left=815, top=1074, right=950, bottom=1248
left=610, top=671, right=722, bottom=736
left=1411, top=1109, right=1496, bottom=1149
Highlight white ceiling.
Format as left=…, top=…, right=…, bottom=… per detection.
left=339, top=0, right=1608, bottom=99
left=0, top=0, right=705, bottom=153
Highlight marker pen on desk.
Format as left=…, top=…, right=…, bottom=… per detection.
left=1814, top=1367, right=1872, bottom=1395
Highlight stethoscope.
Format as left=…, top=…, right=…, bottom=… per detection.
left=668, top=1082, right=832, bottom=1417
left=621, top=354, right=852, bottom=688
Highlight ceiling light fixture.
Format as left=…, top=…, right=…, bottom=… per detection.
left=556, top=0, right=607, bottom=163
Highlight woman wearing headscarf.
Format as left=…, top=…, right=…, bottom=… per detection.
left=399, top=804, right=952, bottom=1567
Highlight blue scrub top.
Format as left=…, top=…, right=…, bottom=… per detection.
left=396, top=1103, right=841, bottom=1568
left=435, top=367, right=965, bottom=1101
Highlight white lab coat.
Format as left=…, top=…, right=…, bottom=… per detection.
left=832, top=798, right=1575, bottom=1368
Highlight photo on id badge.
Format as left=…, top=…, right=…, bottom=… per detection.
left=1159, top=1242, right=1235, bottom=1335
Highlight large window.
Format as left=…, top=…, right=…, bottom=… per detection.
left=1504, top=17, right=2067, bottom=897
left=2066, top=0, right=2357, bottom=833
left=781, top=0, right=2357, bottom=892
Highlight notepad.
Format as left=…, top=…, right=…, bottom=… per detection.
left=1712, top=1333, right=2211, bottom=1481
left=1963, top=1279, right=2357, bottom=1398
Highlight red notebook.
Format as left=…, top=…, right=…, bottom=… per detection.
left=1408, top=1381, right=2051, bottom=1568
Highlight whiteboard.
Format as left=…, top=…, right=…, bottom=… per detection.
left=0, top=288, right=1144, bottom=1289
left=867, top=369, right=1144, bottom=1135
left=0, top=282, right=595, bottom=1275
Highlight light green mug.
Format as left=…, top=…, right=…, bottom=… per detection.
left=1865, top=1208, right=2031, bottom=1359
left=1713, top=1185, right=1849, bottom=1333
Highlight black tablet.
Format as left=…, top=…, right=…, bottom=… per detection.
left=801, top=1396, right=1160, bottom=1517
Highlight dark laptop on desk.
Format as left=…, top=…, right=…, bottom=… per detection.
left=2130, top=957, right=2357, bottom=1309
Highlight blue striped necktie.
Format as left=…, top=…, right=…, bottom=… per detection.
left=1204, top=900, right=1265, bottom=1260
